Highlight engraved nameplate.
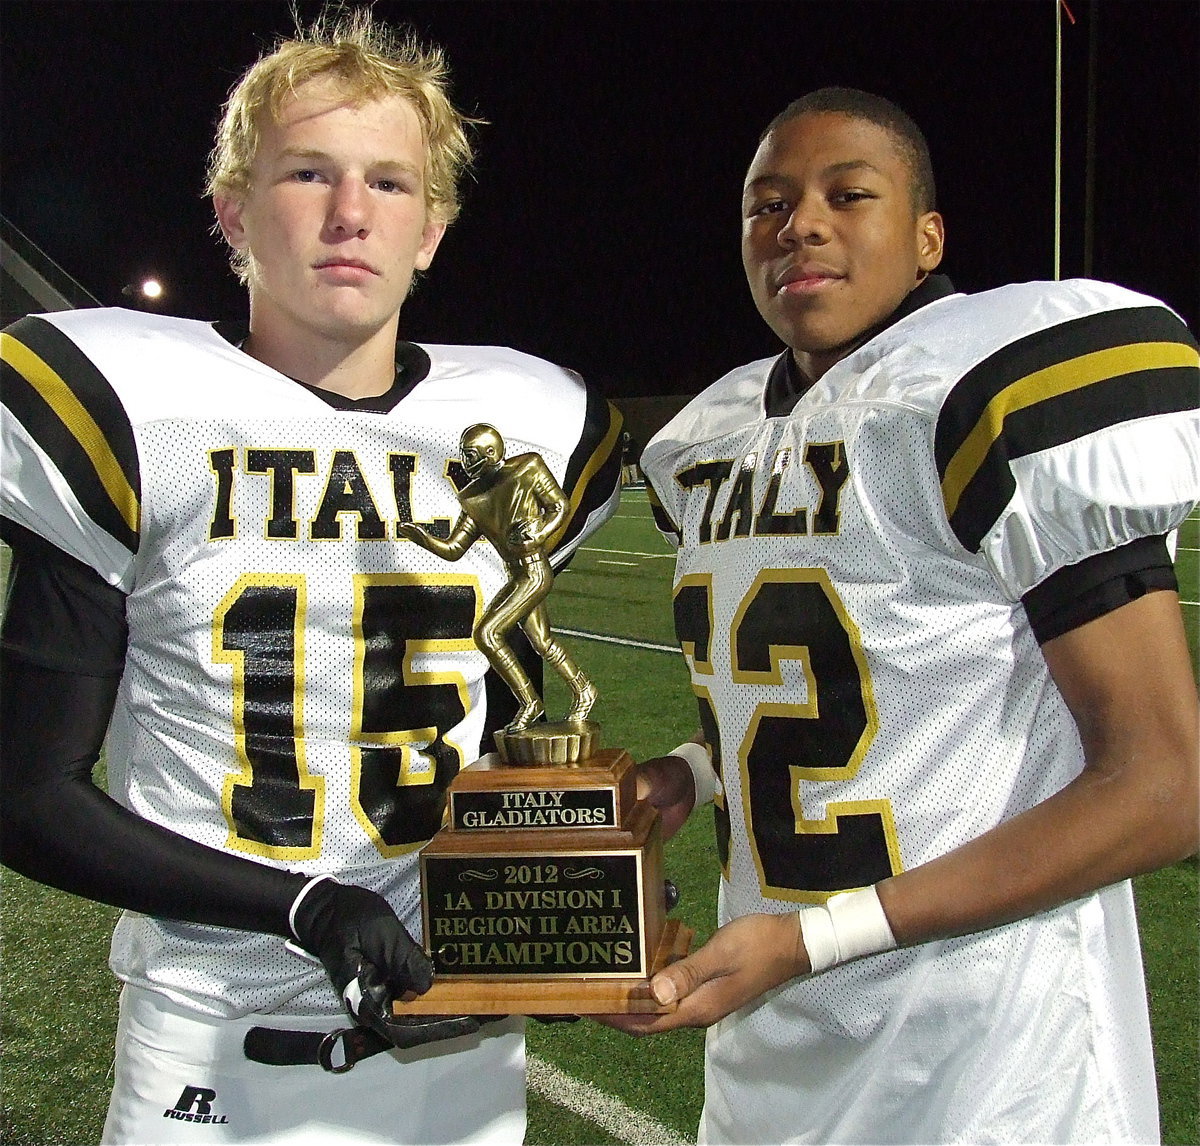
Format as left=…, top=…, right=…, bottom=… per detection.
left=449, top=786, right=618, bottom=830
left=422, top=850, right=646, bottom=977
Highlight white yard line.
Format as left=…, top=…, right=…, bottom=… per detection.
left=555, top=627, right=679, bottom=654
left=527, top=1054, right=692, bottom=1146
left=581, top=546, right=675, bottom=559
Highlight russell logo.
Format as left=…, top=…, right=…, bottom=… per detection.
left=164, top=1085, right=231, bottom=1125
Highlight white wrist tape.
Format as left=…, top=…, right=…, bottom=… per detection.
left=343, top=976, right=364, bottom=1018
left=797, top=886, right=897, bottom=974
left=287, top=872, right=337, bottom=941
left=670, top=741, right=718, bottom=806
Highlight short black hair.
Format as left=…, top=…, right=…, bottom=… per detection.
left=764, top=87, right=936, bottom=214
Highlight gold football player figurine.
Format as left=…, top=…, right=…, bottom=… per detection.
left=399, top=424, right=597, bottom=747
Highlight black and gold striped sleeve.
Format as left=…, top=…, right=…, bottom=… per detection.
left=1, top=315, right=141, bottom=557
left=551, top=390, right=623, bottom=556
left=935, top=304, right=1199, bottom=553
left=646, top=479, right=682, bottom=548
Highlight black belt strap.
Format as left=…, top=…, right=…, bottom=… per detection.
left=243, top=1025, right=392, bottom=1073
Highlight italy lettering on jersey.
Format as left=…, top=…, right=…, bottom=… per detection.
left=642, top=279, right=1198, bottom=1144
left=0, top=307, right=622, bottom=1017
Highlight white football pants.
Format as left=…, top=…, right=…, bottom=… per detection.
left=101, top=983, right=526, bottom=1145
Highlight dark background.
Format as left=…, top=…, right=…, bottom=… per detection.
left=2, top=0, right=1196, bottom=398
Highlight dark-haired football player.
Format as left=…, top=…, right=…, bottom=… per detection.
left=0, top=9, right=620, bottom=1144
left=608, top=87, right=1198, bottom=1144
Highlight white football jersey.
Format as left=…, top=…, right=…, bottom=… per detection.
left=642, top=279, right=1199, bottom=1144
left=1, top=307, right=622, bottom=1018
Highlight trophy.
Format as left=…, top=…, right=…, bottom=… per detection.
left=393, top=425, right=690, bottom=1014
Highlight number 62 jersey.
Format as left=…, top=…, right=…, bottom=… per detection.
left=641, top=278, right=1198, bottom=1143
left=0, top=306, right=621, bottom=1017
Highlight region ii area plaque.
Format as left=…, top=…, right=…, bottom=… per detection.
left=406, top=748, right=689, bottom=1014
left=393, top=425, right=689, bottom=1015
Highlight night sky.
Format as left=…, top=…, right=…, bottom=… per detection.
left=3, top=0, right=1196, bottom=398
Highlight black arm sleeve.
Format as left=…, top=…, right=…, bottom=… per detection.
left=0, top=525, right=305, bottom=933
left=1021, top=535, right=1178, bottom=645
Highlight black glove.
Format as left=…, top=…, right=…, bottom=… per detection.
left=289, top=875, right=485, bottom=1049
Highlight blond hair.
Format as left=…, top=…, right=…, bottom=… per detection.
left=206, top=6, right=476, bottom=278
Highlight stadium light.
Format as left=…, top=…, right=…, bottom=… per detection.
left=121, top=276, right=166, bottom=307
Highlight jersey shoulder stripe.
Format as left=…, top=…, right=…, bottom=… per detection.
left=553, top=392, right=623, bottom=555
left=1, top=314, right=140, bottom=554
left=935, top=303, right=1199, bottom=552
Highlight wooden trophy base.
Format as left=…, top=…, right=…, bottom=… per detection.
left=393, top=917, right=692, bottom=1015
left=396, top=748, right=691, bottom=1016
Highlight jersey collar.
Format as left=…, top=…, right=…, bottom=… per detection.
left=764, top=274, right=957, bottom=418
left=211, top=320, right=433, bottom=413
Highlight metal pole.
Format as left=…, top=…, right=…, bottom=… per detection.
left=1083, top=0, right=1098, bottom=278
left=1054, top=0, right=1063, bottom=281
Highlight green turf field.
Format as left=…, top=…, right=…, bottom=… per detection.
left=1, top=494, right=1196, bottom=1144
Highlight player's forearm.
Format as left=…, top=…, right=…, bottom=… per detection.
left=876, top=738, right=1197, bottom=947
left=629, top=724, right=1196, bottom=1035
left=1, top=773, right=306, bottom=932
left=0, top=657, right=306, bottom=933
left=878, top=591, right=1198, bottom=947
left=802, top=587, right=1198, bottom=969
